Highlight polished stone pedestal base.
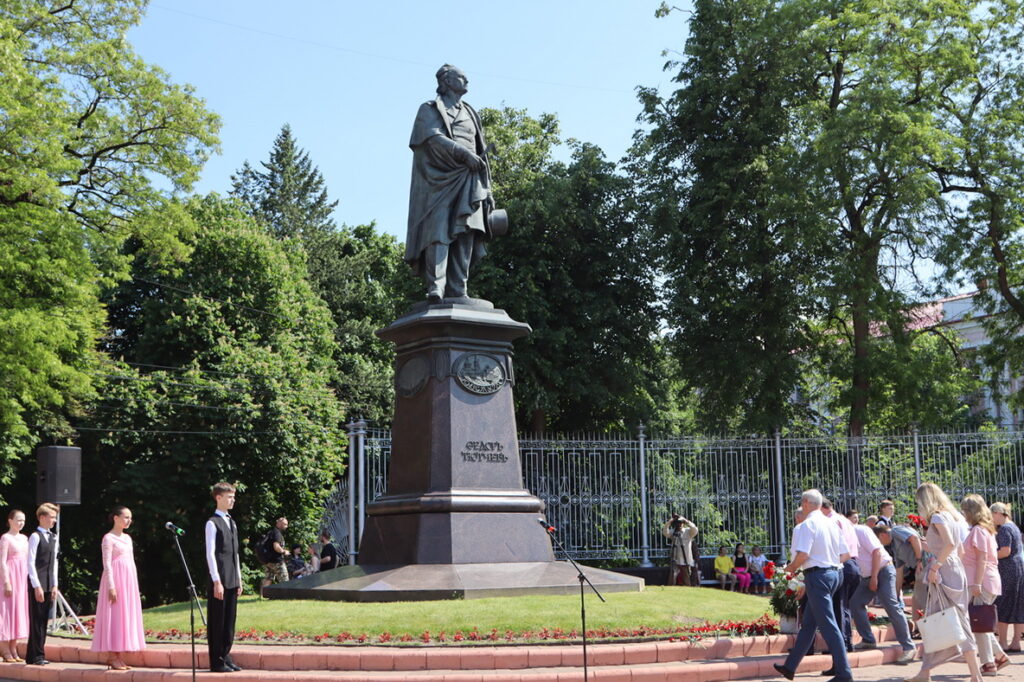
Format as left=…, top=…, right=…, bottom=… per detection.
left=264, top=561, right=644, bottom=602
left=279, top=300, right=647, bottom=603
left=357, top=300, right=551, bottom=567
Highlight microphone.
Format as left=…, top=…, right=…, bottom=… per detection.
left=164, top=522, right=186, bottom=536
left=537, top=518, right=556, bottom=533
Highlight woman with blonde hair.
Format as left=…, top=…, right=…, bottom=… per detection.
left=961, top=495, right=1009, bottom=674
left=991, top=502, right=1024, bottom=651
left=904, top=483, right=982, bottom=682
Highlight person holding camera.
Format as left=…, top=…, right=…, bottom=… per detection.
left=257, top=517, right=289, bottom=596
left=662, top=513, right=699, bottom=586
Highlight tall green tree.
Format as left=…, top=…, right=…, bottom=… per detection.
left=0, top=0, right=218, bottom=497
left=231, top=126, right=416, bottom=422
left=639, top=0, right=989, bottom=435
left=634, top=0, right=828, bottom=433
left=928, top=0, right=1024, bottom=409
left=68, top=195, right=346, bottom=606
left=474, top=107, right=664, bottom=433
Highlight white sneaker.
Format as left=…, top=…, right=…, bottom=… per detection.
left=896, top=648, right=916, bottom=664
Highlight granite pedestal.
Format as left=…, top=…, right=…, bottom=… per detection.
left=267, top=298, right=643, bottom=601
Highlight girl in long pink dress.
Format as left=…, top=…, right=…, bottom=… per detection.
left=0, top=509, right=28, bottom=663
left=91, top=506, right=145, bottom=670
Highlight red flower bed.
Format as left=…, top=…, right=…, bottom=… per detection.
left=132, top=614, right=782, bottom=645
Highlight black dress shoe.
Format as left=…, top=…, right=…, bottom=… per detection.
left=822, top=668, right=835, bottom=676
left=226, top=662, right=242, bottom=671
left=29, top=659, right=50, bottom=665
left=773, top=663, right=795, bottom=680
left=210, top=665, right=235, bottom=673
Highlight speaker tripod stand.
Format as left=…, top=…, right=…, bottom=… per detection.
left=48, top=514, right=88, bottom=636
left=50, top=591, right=88, bottom=635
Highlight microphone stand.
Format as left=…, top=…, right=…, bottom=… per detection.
left=541, top=522, right=605, bottom=682
left=169, top=529, right=206, bottom=682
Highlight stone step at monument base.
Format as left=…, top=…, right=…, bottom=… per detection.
left=1, top=627, right=913, bottom=681
left=263, top=561, right=643, bottom=601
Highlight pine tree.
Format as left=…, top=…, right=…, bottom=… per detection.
left=231, top=124, right=338, bottom=240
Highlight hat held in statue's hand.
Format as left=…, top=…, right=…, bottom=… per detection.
left=487, top=208, right=509, bottom=237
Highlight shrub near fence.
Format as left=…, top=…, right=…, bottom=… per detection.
left=330, top=425, right=1024, bottom=565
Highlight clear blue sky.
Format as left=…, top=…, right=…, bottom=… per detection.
left=128, top=1, right=691, bottom=242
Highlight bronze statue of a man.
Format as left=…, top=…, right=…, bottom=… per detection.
left=405, top=64, right=495, bottom=303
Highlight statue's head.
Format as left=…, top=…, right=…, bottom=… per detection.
left=436, top=64, right=468, bottom=96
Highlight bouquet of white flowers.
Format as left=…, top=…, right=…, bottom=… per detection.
left=769, top=569, right=805, bottom=618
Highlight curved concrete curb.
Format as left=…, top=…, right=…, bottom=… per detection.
left=0, top=626, right=913, bottom=681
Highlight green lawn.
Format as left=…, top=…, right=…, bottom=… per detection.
left=140, top=587, right=770, bottom=639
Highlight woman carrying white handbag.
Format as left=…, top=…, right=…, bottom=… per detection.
left=905, top=483, right=984, bottom=682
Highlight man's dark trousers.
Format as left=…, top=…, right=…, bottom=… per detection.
left=26, top=587, right=52, bottom=663
left=783, top=567, right=852, bottom=681
left=808, top=557, right=860, bottom=656
left=207, top=587, right=238, bottom=671
left=835, top=558, right=859, bottom=652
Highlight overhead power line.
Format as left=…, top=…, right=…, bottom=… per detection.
left=132, top=276, right=293, bottom=322
left=149, top=4, right=632, bottom=94
left=91, top=371, right=246, bottom=392
left=91, top=372, right=340, bottom=405
left=90, top=401, right=257, bottom=413
left=73, top=426, right=329, bottom=437
left=123, top=361, right=260, bottom=380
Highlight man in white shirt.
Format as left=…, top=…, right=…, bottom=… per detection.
left=773, top=489, right=853, bottom=682
left=822, top=499, right=860, bottom=653
left=849, top=523, right=916, bottom=663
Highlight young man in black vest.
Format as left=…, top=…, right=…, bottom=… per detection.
left=26, top=503, right=60, bottom=665
left=204, top=482, right=242, bottom=673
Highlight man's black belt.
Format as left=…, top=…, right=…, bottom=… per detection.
left=804, top=565, right=839, bottom=574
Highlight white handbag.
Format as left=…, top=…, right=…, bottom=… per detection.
left=918, top=582, right=969, bottom=653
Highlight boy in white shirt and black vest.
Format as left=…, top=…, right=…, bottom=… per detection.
left=205, top=482, right=242, bottom=673
left=26, top=503, right=59, bottom=666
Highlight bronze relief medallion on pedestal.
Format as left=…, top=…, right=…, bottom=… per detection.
left=452, top=353, right=506, bottom=395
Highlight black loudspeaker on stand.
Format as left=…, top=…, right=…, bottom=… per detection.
left=166, top=523, right=206, bottom=682
left=36, top=446, right=88, bottom=635
left=36, top=446, right=81, bottom=505
left=538, top=518, right=605, bottom=682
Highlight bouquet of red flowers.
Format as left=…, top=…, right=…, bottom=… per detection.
left=764, top=561, right=776, bottom=579
left=907, top=513, right=928, bottom=531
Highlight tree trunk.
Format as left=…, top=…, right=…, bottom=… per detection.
left=847, top=220, right=881, bottom=439
left=529, top=408, right=546, bottom=436
left=849, top=285, right=870, bottom=438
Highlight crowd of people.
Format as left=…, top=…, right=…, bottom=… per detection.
left=5, top=480, right=1024, bottom=678
left=0, top=482, right=340, bottom=673
left=665, top=487, right=1024, bottom=681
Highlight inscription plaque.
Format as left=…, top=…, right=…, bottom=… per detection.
left=460, top=440, right=508, bottom=463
